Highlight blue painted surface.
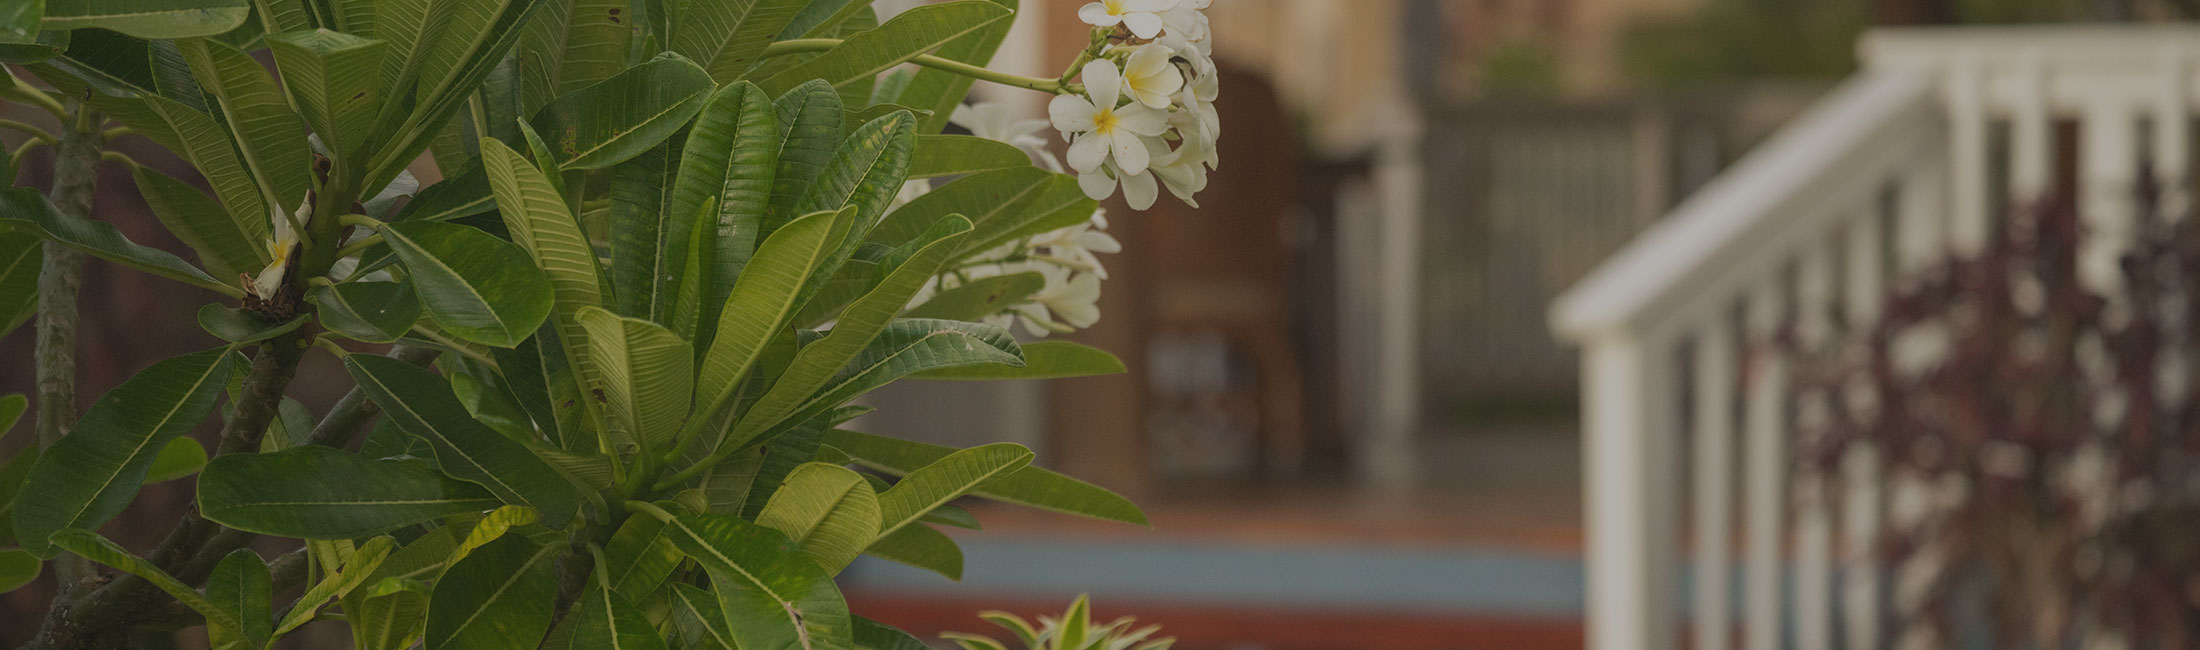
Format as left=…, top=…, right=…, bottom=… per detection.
left=840, top=536, right=1586, bottom=617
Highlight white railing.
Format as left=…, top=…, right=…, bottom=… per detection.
left=1549, top=27, right=2200, bottom=650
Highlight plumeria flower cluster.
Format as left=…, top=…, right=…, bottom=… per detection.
left=894, top=103, right=1121, bottom=338
left=1053, top=0, right=1218, bottom=210
left=914, top=210, right=1118, bottom=338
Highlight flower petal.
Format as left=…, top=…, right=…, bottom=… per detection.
left=1120, top=168, right=1158, bottom=210
left=1068, top=134, right=1111, bottom=173
left=1113, top=104, right=1171, bottom=136
left=1123, top=11, right=1164, bottom=38
left=1048, top=94, right=1097, bottom=133
left=1078, top=167, right=1118, bottom=201
left=1077, top=3, right=1120, bottom=26
left=1123, top=0, right=1178, bottom=12
left=1110, top=130, right=1151, bottom=175
left=1082, top=59, right=1122, bottom=109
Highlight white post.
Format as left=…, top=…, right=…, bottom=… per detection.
left=1793, top=248, right=1835, bottom=650
left=2080, top=98, right=2139, bottom=301
left=1583, top=331, right=1682, bottom=650
left=1692, top=319, right=1737, bottom=650
left=1947, top=51, right=1991, bottom=255
left=2011, top=51, right=2054, bottom=202
left=1357, top=93, right=1424, bottom=493
left=2156, top=46, right=2190, bottom=219
left=1744, top=280, right=1788, bottom=650
left=1841, top=204, right=1886, bottom=650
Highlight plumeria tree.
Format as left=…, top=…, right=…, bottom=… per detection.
left=0, top=0, right=1216, bottom=648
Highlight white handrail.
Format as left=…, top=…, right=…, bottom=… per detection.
left=1548, top=72, right=1936, bottom=340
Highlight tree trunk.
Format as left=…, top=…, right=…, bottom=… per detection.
left=36, top=100, right=102, bottom=595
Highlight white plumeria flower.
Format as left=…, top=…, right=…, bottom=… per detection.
left=1158, top=0, right=1211, bottom=52
left=1077, top=160, right=1159, bottom=210
left=1117, top=44, right=1183, bottom=110
left=953, top=102, right=1065, bottom=173
left=1028, top=218, right=1122, bottom=279
left=1011, top=265, right=1102, bottom=336
left=949, top=103, right=1049, bottom=150
left=249, top=197, right=311, bottom=299
left=1148, top=137, right=1211, bottom=208
left=1077, top=0, right=1177, bottom=39
left=1051, top=59, right=1170, bottom=175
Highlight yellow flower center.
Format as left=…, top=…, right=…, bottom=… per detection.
left=1104, top=0, right=1126, bottom=14
left=1093, top=105, right=1119, bottom=136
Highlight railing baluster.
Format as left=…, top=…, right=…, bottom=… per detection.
left=1584, top=331, right=1684, bottom=650
left=1794, top=248, right=1837, bottom=650
left=1842, top=205, right=1887, bottom=650
left=1693, top=319, right=1738, bottom=650
left=1744, top=279, right=1788, bottom=650
left=1948, top=51, right=1990, bottom=254
left=2011, top=51, right=2053, bottom=201
left=2156, top=46, right=2189, bottom=218
left=2081, top=98, right=2140, bottom=301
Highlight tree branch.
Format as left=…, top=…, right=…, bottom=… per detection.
left=36, top=100, right=102, bottom=595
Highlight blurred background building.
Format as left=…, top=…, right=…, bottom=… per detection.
left=11, top=0, right=2200, bottom=649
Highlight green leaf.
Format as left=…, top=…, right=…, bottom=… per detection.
left=566, top=577, right=669, bottom=650
left=758, top=1, right=1011, bottom=96
left=790, top=110, right=916, bottom=296
left=894, top=0, right=1014, bottom=134
left=599, top=508, right=681, bottom=599
left=689, top=207, right=850, bottom=444
left=763, top=80, right=843, bottom=236
left=268, top=29, right=390, bottom=160
left=902, top=271, right=1041, bottom=321
left=824, top=430, right=1146, bottom=526
left=197, top=304, right=307, bottom=344
left=393, top=159, right=494, bottom=223
left=198, top=445, right=501, bottom=539
left=1059, top=594, right=1092, bottom=650
left=906, top=134, right=1030, bottom=179
left=575, top=307, right=691, bottom=455
left=49, top=529, right=245, bottom=633
left=143, top=437, right=208, bottom=483
left=0, top=446, right=40, bottom=547
left=667, top=0, right=804, bottom=83
left=803, top=318, right=1022, bottom=415
left=380, top=220, right=554, bottom=347
left=361, top=0, right=546, bottom=191
left=141, top=94, right=270, bottom=228
left=179, top=38, right=315, bottom=216
left=206, top=549, right=273, bottom=650
left=864, top=522, right=960, bottom=580
left=312, top=280, right=422, bottom=343
left=874, top=442, right=1029, bottom=541
left=670, top=81, right=778, bottom=341
left=608, top=136, right=687, bottom=325
left=920, top=504, right=979, bottom=530
left=345, top=355, right=581, bottom=527
left=480, top=137, right=603, bottom=366
left=872, top=167, right=1094, bottom=256
left=0, top=548, right=37, bottom=594
left=915, top=340, right=1124, bottom=381
left=648, top=511, right=853, bottom=650
left=41, top=0, right=251, bottom=38
left=350, top=589, right=428, bottom=650
left=527, top=52, right=713, bottom=170
left=724, top=215, right=971, bottom=450
left=425, top=535, right=558, bottom=650
left=12, top=348, right=231, bottom=555
left=853, top=616, right=932, bottom=650
left=0, top=230, right=40, bottom=335
left=670, top=583, right=736, bottom=650
left=757, top=462, right=879, bottom=573
left=130, top=164, right=266, bottom=282
left=279, top=536, right=396, bottom=635
left=0, top=187, right=233, bottom=296
left=0, top=393, right=23, bottom=441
